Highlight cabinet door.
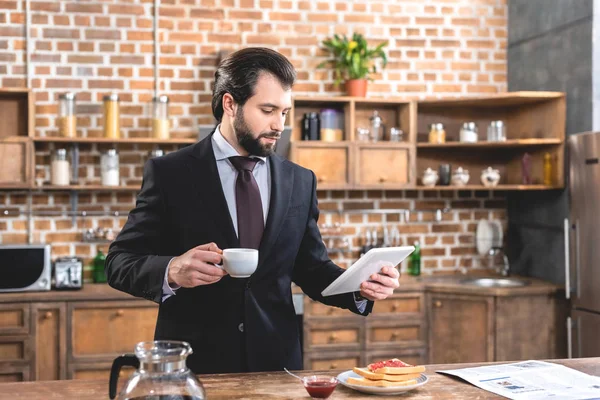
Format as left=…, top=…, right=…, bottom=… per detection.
left=428, top=293, right=494, bottom=364
left=289, top=142, right=350, bottom=189
left=32, top=302, right=66, bottom=381
left=0, top=364, right=30, bottom=382
left=303, top=350, right=362, bottom=371
left=355, top=144, right=413, bottom=188
left=0, top=303, right=30, bottom=335
left=69, top=301, right=158, bottom=361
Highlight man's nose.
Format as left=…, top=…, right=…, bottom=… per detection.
left=271, top=114, right=285, bottom=133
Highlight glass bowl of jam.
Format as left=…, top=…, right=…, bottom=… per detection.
left=302, top=375, right=338, bottom=399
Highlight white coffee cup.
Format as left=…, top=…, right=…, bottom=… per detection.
left=221, top=248, right=259, bottom=278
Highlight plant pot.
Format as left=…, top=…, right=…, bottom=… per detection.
left=345, top=79, right=368, bottom=97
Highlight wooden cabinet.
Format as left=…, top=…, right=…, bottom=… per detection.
left=428, top=293, right=494, bottom=364
left=32, top=303, right=66, bottom=381
left=303, top=292, right=427, bottom=370
left=355, top=143, right=414, bottom=188
left=0, top=303, right=30, bottom=335
left=289, top=142, right=351, bottom=189
left=427, top=291, right=562, bottom=364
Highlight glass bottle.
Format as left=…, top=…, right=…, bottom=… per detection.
left=152, top=95, right=170, bottom=140
left=369, top=110, right=384, bottom=142
left=92, top=250, right=107, bottom=284
left=543, top=152, right=552, bottom=186
left=109, top=341, right=206, bottom=400
left=103, top=93, right=120, bottom=139
left=58, top=93, right=76, bottom=138
left=51, top=148, right=71, bottom=186
left=487, top=120, right=506, bottom=142
left=408, top=241, right=421, bottom=276
left=429, top=123, right=446, bottom=144
left=101, top=149, right=120, bottom=186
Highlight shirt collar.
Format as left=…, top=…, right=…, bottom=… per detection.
left=212, top=125, right=267, bottom=163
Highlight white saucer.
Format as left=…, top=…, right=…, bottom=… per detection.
left=336, top=370, right=429, bottom=395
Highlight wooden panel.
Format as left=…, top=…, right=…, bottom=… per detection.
left=0, top=303, right=29, bottom=335
left=0, top=339, right=25, bottom=361
left=0, top=365, right=29, bottom=382
left=70, top=302, right=158, bottom=358
left=303, top=299, right=359, bottom=318
left=0, top=90, right=29, bottom=138
left=289, top=142, right=350, bottom=188
left=0, top=137, right=33, bottom=186
left=371, top=294, right=422, bottom=316
left=355, top=144, right=411, bottom=187
left=495, top=295, right=558, bottom=361
left=32, top=303, right=66, bottom=381
left=305, top=354, right=362, bottom=371
left=368, top=326, right=422, bottom=345
left=365, top=347, right=427, bottom=367
left=71, top=365, right=135, bottom=381
left=428, top=293, right=494, bottom=364
left=308, top=328, right=360, bottom=347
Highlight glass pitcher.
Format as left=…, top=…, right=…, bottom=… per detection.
left=109, top=341, right=206, bottom=400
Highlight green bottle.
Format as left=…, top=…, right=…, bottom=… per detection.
left=93, top=250, right=107, bottom=283
left=408, top=241, right=421, bottom=276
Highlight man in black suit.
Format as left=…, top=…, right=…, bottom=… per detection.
left=106, top=47, right=400, bottom=374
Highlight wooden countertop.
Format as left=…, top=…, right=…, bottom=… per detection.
left=0, top=358, right=596, bottom=399
left=0, top=273, right=559, bottom=304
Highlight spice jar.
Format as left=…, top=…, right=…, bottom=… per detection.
left=429, top=123, right=446, bottom=143
left=51, top=148, right=70, bottom=186
left=369, top=110, right=385, bottom=142
left=152, top=95, right=170, bottom=140
left=58, top=93, right=76, bottom=138
left=459, top=122, right=478, bottom=143
left=487, top=120, right=506, bottom=142
left=103, top=94, right=120, bottom=139
left=101, top=149, right=120, bottom=186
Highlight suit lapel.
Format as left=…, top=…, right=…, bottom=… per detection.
left=187, top=134, right=240, bottom=249
left=257, top=154, right=293, bottom=272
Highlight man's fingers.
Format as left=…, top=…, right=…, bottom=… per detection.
left=192, top=271, right=223, bottom=284
left=190, top=261, right=228, bottom=276
left=194, top=242, right=223, bottom=254
left=369, top=271, right=399, bottom=289
left=191, top=249, right=223, bottom=265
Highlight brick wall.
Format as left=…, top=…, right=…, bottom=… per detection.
left=0, top=0, right=508, bottom=280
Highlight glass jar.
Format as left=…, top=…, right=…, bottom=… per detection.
left=320, top=109, right=344, bottom=142
left=149, top=149, right=164, bottom=159
left=58, top=93, right=76, bottom=138
left=429, top=123, right=446, bottom=143
left=101, top=149, right=120, bottom=186
left=369, top=110, right=385, bottom=142
left=459, top=122, right=478, bottom=143
left=109, top=341, right=206, bottom=400
left=51, top=148, right=70, bottom=186
left=487, top=120, right=506, bottom=142
left=103, top=94, right=120, bottom=139
left=152, top=95, right=170, bottom=140
left=356, top=127, right=370, bottom=142
left=389, top=127, right=404, bottom=142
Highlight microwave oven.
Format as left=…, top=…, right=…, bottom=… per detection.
left=0, top=244, right=51, bottom=292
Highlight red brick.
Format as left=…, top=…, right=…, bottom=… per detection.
left=111, top=56, right=146, bottom=65
left=31, top=2, right=60, bottom=12
left=109, top=4, right=145, bottom=15
left=0, top=26, right=22, bottom=36
left=85, top=30, right=121, bottom=41
left=68, top=55, right=103, bottom=64
left=89, top=80, right=125, bottom=89
left=269, top=12, right=301, bottom=21
left=46, top=79, right=83, bottom=89
left=416, top=17, right=444, bottom=25
left=190, top=8, right=224, bottom=19
left=207, top=33, right=241, bottom=43
left=344, top=14, right=374, bottom=23
left=159, top=6, right=186, bottom=18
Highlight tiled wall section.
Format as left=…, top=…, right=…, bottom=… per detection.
left=0, top=0, right=509, bottom=280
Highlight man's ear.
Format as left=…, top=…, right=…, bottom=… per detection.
left=222, top=93, right=237, bottom=119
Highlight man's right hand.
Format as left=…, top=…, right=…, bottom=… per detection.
left=168, top=242, right=227, bottom=288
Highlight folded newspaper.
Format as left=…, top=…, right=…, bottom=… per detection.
left=438, top=360, right=600, bottom=400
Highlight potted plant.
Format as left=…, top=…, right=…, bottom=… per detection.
left=318, top=33, right=388, bottom=97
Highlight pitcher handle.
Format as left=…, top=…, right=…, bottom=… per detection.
left=109, top=354, right=139, bottom=399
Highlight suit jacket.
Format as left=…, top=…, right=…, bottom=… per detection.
left=106, top=133, right=374, bottom=374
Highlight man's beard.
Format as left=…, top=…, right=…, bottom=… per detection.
left=233, top=107, right=280, bottom=157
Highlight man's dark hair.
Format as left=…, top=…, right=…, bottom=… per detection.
left=212, top=47, right=296, bottom=122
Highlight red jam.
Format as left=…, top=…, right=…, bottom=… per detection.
left=368, top=358, right=411, bottom=372
left=303, top=376, right=338, bottom=399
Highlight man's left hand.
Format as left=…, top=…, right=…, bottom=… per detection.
left=359, top=266, right=400, bottom=301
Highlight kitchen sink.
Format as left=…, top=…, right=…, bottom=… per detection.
left=459, top=278, right=531, bottom=288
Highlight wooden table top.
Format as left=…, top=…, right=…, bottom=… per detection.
left=0, top=358, right=596, bottom=399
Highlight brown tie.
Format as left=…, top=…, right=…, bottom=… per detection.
left=229, top=156, right=264, bottom=249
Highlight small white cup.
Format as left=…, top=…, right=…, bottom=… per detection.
left=221, top=248, right=259, bottom=278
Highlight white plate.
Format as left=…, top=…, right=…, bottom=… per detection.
left=491, top=220, right=503, bottom=248
left=321, top=246, right=415, bottom=297
left=336, top=370, right=429, bottom=395
left=476, top=219, right=493, bottom=256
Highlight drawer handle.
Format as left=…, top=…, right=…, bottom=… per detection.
left=391, top=303, right=399, bottom=312
left=317, top=176, right=327, bottom=183
left=44, top=312, right=52, bottom=319
left=330, top=363, right=337, bottom=369
left=434, top=301, right=443, bottom=308
left=116, top=309, right=125, bottom=317
left=379, top=176, right=387, bottom=183
left=328, top=333, right=338, bottom=343
left=391, top=331, right=399, bottom=340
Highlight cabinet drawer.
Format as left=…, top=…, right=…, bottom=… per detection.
left=70, top=302, right=158, bottom=358
left=0, top=364, right=30, bottom=382
left=365, top=347, right=427, bottom=367
left=0, top=336, right=29, bottom=362
left=303, top=299, right=357, bottom=318
left=371, top=294, right=422, bottom=316
left=290, top=143, right=350, bottom=188
left=306, top=327, right=360, bottom=349
left=355, top=144, right=411, bottom=187
left=70, top=363, right=136, bottom=381
left=0, top=303, right=30, bottom=335
left=305, top=353, right=362, bottom=371
left=367, top=325, right=423, bottom=347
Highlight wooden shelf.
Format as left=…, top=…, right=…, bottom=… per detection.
left=33, top=137, right=197, bottom=145
left=0, top=184, right=33, bottom=190
left=418, top=91, right=564, bottom=108
left=417, top=184, right=562, bottom=191
left=38, top=184, right=140, bottom=191
left=417, top=139, right=562, bottom=148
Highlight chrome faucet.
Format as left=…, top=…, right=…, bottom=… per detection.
left=488, top=247, right=510, bottom=276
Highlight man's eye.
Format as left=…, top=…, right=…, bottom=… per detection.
left=262, top=109, right=273, bottom=114
left=282, top=112, right=288, bottom=117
